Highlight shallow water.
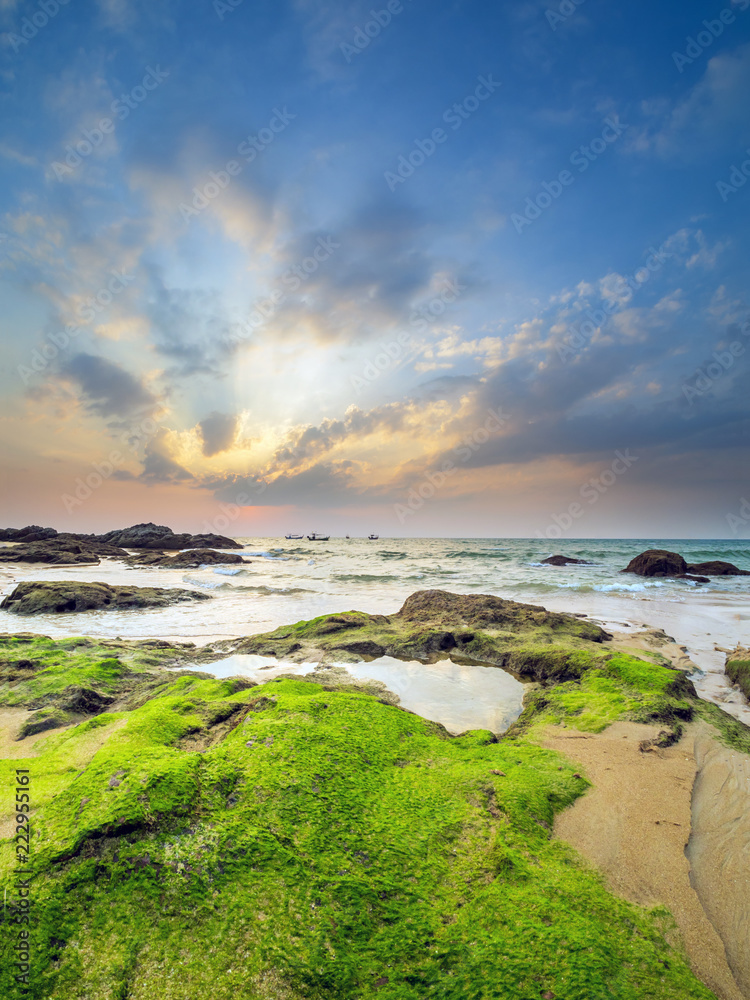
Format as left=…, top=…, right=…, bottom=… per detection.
left=1, top=536, right=747, bottom=723
left=188, top=653, right=527, bottom=736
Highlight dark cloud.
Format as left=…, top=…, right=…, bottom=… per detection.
left=271, top=403, right=409, bottom=469
left=140, top=430, right=194, bottom=484
left=203, top=462, right=362, bottom=508
left=63, top=353, right=158, bottom=419
left=199, top=411, right=239, bottom=457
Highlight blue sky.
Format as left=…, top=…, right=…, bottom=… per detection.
left=1, top=0, right=749, bottom=537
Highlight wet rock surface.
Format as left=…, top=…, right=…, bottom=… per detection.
left=0, top=522, right=242, bottom=560
left=229, top=589, right=612, bottom=683
left=541, top=555, right=592, bottom=566
left=126, top=549, right=248, bottom=568
left=623, top=549, right=749, bottom=578
left=0, top=581, right=211, bottom=615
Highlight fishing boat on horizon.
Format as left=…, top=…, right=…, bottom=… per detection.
left=368, top=534, right=379, bottom=540
left=285, top=533, right=304, bottom=540
left=307, top=532, right=330, bottom=541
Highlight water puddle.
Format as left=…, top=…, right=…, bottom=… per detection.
left=194, top=653, right=526, bottom=735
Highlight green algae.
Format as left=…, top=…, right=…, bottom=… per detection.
left=0, top=623, right=729, bottom=999
left=725, top=653, right=750, bottom=701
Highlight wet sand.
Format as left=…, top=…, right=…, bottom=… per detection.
left=543, top=720, right=750, bottom=1000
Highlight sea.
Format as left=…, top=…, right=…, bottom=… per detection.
left=1, top=537, right=748, bottom=728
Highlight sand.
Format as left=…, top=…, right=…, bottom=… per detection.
left=688, top=726, right=750, bottom=997
left=543, top=720, right=749, bottom=1000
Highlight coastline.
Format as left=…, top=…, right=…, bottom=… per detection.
left=1, top=543, right=749, bottom=999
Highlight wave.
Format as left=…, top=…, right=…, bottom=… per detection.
left=333, top=573, right=403, bottom=583
left=242, top=550, right=293, bottom=561
left=182, top=576, right=313, bottom=595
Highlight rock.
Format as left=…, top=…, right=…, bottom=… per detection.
left=726, top=647, right=750, bottom=700
left=58, top=686, right=115, bottom=713
left=0, top=525, right=58, bottom=542
left=676, top=574, right=710, bottom=584
left=232, top=589, right=612, bottom=683
left=0, top=536, right=129, bottom=564
left=0, top=542, right=101, bottom=565
left=96, top=523, right=241, bottom=550
left=0, top=581, right=211, bottom=615
left=126, top=549, right=248, bottom=568
left=0, top=523, right=242, bottom=556
left=541, top=555, right=591, bottom=566
left=685, top=561, right=750, bottom=577
left=621, top=550, right=687, bottom=577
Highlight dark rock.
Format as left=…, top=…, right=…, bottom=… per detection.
left=686, top=561, right=750, bottom=577
left=0, top=536, right=129, bottom=565
left=0, top=542, right=101, bottom=565
left=676, top=574, right=710, bottom=584
left=541, top=555, right=591, bottom=566
left=0, top=581, right=211, bottom=615
left=17, top=708, right=72, bottom=740
left=58, top=686, right=115, bottom=714
left=621, top=550, right=687, bottom=577
left=0, top=525, right=58, bottom=542
left=126, top=549, right=247, bottom=568
left=96, top=522, right=241, bottom=550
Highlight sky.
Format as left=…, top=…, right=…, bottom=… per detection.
left=1, top=0, right=749, bottom=539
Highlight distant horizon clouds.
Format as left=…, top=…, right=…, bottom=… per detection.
left=0, top=0, right=749, bottom=538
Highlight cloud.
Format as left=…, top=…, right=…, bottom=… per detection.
left=198, top=411, right=239, bottom=457
left=205, top=461, right=362, bottom=508
left=633, top=43, right=750, bottom=159
left=62, top=353, right=158, bottom=419
left=140, top=429, right=194, bottom=484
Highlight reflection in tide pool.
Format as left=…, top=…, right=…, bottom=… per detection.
left=195, top=653, right=527, bottom=736
left=348, top=656, right=525, bottom=735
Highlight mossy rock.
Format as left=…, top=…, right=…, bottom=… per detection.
left=0, top=604, right=746, bottom=999
left=726, top=649, right=750, bottom=700
left=230, top=590, right=611, bottom=683
left=0, top=581, right=211, bottom=615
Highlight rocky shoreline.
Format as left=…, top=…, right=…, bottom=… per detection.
left=1, top=588, right=748, bottom=999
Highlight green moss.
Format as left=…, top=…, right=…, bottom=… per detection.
left=725, top=656, right=750, bottom=700
left=696, top=700, right=750, bottom=756
left=0, top=636, right=721, bottom=1000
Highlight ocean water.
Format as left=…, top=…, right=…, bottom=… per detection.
left=1, top=537, right=748, bottom=724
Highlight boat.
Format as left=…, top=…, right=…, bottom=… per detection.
left=368, top=534, right=379, bottom=540
left=285, top=533, right=304, bottom=540
left=307, top=533, right=330, bottom=541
